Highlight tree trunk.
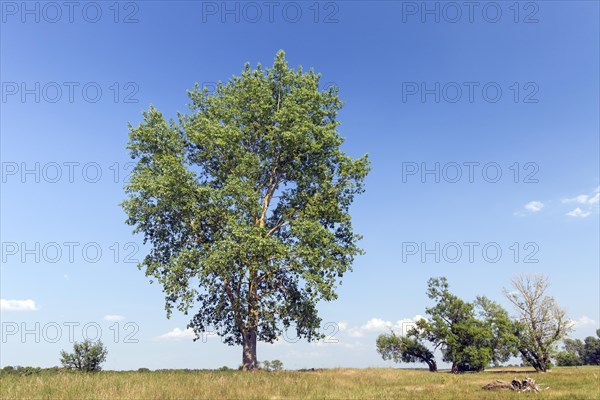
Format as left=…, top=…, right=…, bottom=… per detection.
left=520, top=348, right=546, bottom=372
left=242, top=327, right=258, bottom=370
left=426, top=360, right=437, bottom=372
left=242, top=269, right=259, bottom=371
left=451, top=362, right=459, bottom=373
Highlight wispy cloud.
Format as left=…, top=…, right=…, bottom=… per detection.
left=515, top=200, right=545, bottom=216
left=562, top=187, right=600, bottom=205
left=516, top=187, right=599, bottom=218
left=524, top=201, right=544, bottom=212
left=563, top=187, right=599, bottom=218
left=590, top=190, right=600, bottom=205
left=346, top=316, right=426, bottom=338
left=573, top=315, right=597, bottom=327
left=566, top=207, right=591, bottom=218
left=103, top=314, right=125, bottom=321
left=156, top=327, right=196, bottom=341
left=0, top=299, right=38, bottom=311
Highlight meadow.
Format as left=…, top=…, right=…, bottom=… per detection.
left=1, top=366, right=598, bottom=399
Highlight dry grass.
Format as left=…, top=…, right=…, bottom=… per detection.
left=1, top=366, right=598, bottom=399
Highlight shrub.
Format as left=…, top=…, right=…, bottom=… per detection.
left=1, top=366, right=15, bottom=375
left=270, top=360, right=284, bottom=371
left=260, top=360, right=284, bottom=372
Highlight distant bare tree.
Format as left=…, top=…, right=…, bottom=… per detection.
left=503, top=275, right=572, bottom=372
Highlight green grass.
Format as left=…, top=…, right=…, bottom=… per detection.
left=1, top=366, right=598, bottom=399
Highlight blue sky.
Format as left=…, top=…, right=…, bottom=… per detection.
left=1, top=1, right=598, bottom=370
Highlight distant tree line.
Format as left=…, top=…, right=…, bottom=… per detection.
left=555, top=331, right=600, bottom=366
left=377, top=275, right=574, bottom=373
left=0, top=366, right=64, bottom=376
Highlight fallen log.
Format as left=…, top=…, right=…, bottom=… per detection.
left=483, top=377, right=542, bottom=392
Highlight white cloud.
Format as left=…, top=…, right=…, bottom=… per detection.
left=363, top=318, right=393, bottom=332
left=0, top=299, right=37, bottom=311
left=563, top=187, right=599, bottom=205
left=346, top=318, right=390, bottom=337
left=566, top=207, right=591, bottom=218
left=392, top=315, right=427, bottom=335
left=156, top=327, right=196, bottom=341
left=345, top=316, right=425, bottom=338
left=562, top=195, right=589, bottom=204
left=525, top=201, right=544, bottom=212
left=347, top=328, right=365, bottom=338
left=343, top=341, right=367, bottom=349
left=337, top=321, right=348, bottom=331
left=574, top=315, right=597, bottom=327
left=103, top=314, right=125, bottom=322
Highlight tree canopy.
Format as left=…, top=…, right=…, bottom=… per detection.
left=377, top=277, right=517, bottom=373
left=122, top=50, right=370, bottom=369
left=60, top=340, right=108, bottom=372
left=376, top=331, right=437, bottom=372
left=415, top=277, right=517, bottom=372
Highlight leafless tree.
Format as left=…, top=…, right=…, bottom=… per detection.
left=503, top=275, right=572, bottom=372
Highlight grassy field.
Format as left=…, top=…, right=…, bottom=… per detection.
left=1, top=366, right=598, bottom=399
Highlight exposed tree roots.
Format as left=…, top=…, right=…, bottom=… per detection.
left=483, top=377, right=545, bottom=392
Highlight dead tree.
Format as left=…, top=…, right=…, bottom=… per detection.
left=483, top=377, right=543, bottom=392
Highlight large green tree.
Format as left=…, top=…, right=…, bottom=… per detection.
left=414, top=278, right=517, bottom=372
left=122, top=51, right=370, bottom=370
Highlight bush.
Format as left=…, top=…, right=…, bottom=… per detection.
left=270, top=360, right=284, bottom=371
left=2, top=366, right=15, bottom=374
left=1, top=366, right=40, bottom=376
left=60, top=340, right=108, bottom=372
left=260, top=360, right=284, bottom=372
left=137, top=368, right=151, bottom=373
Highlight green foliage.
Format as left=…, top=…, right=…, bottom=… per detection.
left=563, top=338, right=585, bottom=356
left=582, top=330, right=600, bottom=365
left=555, top=330, right=600, bottom=366
left=270, top=360, right=284, bottom=371
left=376, top=331, right=437, bottom=372
left=60, top=340, right=108, bottom=372
left=0, top=366, right=63, bottom=376
left=413, top=277, right=517, bottom=373
left=123, top=50, right=370, bottom=369
left=261, top=360, right=271, bottom=371
left=556, top=351, right=583, bottom=366
left=137, top=368, right=151, bottom=372
left=260, top=359, right=283, bottom=371
left=376, top=277, right=517, bottom=373
left=2, top=366, right=15, bottom=374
